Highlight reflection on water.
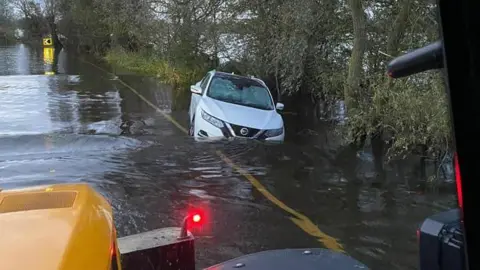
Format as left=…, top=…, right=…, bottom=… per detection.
left=0, top=72, right=143, bottom=188
left=15, top=44, right=30, bottom=75
left=0, top=44, right=457, bottom=270
left=0, top=44, right=44, bottom=75
left=43, top=47, right=55, bottom=75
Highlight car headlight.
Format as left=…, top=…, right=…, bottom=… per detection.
left=201, top=109, right=224, bottom=128
left=264, top=127, right=283, bottom=137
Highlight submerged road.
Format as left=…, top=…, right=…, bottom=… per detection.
left=0, top=44, right=457, bottom=269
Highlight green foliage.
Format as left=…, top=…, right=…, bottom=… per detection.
left=380, top=73, right=450, bottom=157
left=105, top=48, right=207, bottom=110
left=345, top=71, right=451, bottom=159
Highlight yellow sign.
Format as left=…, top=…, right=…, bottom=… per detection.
left=43, top=37, right=53, bottom=47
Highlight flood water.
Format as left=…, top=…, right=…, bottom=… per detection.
left=0, top=44, right=457, bottom=269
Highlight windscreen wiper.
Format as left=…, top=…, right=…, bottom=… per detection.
left=387, top=41, right=444, bottom=78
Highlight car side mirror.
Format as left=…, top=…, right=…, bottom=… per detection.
left=190, top=85, right=202, bottom=95
left=276, top=103, right=284, bottom=111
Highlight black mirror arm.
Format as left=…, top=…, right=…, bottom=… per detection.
left=387, top=41, right=444, bottom=78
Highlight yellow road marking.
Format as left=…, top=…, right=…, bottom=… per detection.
left=81, top=59, right=344, bottom=252
left=217, top=151, right=343, bottom=251
left=81, top=60, right=189, bottom=134
left=118, top=79, right=189, bottom=134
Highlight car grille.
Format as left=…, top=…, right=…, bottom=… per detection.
left=229, top=123, right=260, bottom=138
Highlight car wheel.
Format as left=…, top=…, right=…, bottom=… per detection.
left=189, top=115, right=195, bottom=136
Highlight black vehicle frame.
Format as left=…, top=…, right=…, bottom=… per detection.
left=433, top=0, right=479, bottom=269
left=387, top=0, right=480, bottom=268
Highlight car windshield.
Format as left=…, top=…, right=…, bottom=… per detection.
left=207, top=75, right=274, bottom=110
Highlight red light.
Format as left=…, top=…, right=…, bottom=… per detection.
left=454, top=152, right=463, bottom=209
left=192, top=214, right=201, bottom=223
left=184, top=205, right=211, bottom=233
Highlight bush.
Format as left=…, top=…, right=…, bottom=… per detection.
left=344, top=71, right=451, bottom=159
left=105, top=48, right=208, bottom=110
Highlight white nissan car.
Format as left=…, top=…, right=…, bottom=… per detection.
left=188, top=71, right=285, bottom=141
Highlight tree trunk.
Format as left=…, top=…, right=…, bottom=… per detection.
left=386, top=0, right=413, bottom=57
left=345, top=0, right=367, bottom=111
left=371, top=0, right=413, bottom=180
left=345, top=0, right=367, bottom=150
left=385, top=0, right=413, bottom=87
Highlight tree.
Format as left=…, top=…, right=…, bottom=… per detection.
left=344, top=0, right=367, bottom=112
left=0, top=0, right=15, bottom=43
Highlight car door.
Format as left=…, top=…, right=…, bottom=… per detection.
left=189, top=76, right=204, bottom=122
left=189, top=72, right=212, bottom=122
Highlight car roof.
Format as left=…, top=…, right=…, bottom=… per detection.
left=210, top=71, right=266, bottom=85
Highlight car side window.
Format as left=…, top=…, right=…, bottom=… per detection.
left=200, top=73, right=212, bottom=93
